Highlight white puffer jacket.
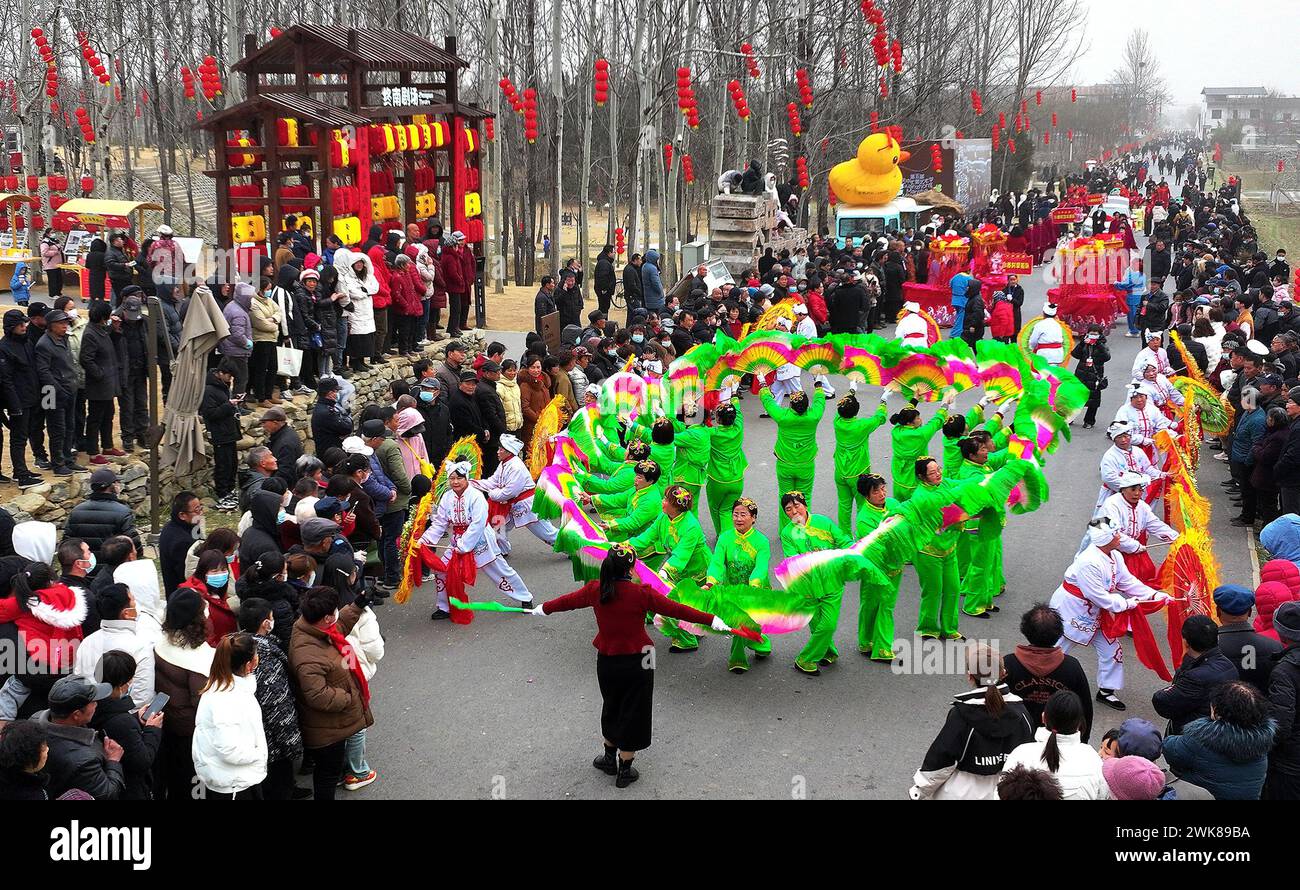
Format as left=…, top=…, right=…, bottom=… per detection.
left=334, top=248, right=377, bottom=335
left=192, top=673, right=268, bottom=795
left=347, top=607, right=385, bottom=681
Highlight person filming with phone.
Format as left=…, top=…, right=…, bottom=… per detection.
left=88, top=650, right=164, bottom=800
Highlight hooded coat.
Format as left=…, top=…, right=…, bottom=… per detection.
left=199, top=370, right=240, bottom=445
left=219, top=284, right=254, bottom=357
left=79, top=319, right=121, bottom=401
left=390, top=256, right=424, bottom=316
left=594, top=247, right=617, bottom=296
left=238, top=490, right=285, bottom=569
left=0, top=314, right=40, bottom=410
left=1162, top=715, right=1275, bottom=800
left=1255, top=561, right=1300, bottom=641
left=334, top=249, right=377, bottom=336
left=84, top=238, right=108, bottom=301
left=641, top=250, right=665, bottom=311
left=910, top=685, right=1036, bottom=800
left=364, top=225, right=392, bottom=311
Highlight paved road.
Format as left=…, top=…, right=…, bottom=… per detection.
left=356, top=244, right=1254, bottom=800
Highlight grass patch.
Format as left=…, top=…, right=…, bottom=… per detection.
left=1221, top=153, right=1300, bottom=254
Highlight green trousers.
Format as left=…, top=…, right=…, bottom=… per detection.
left=914, top=550, right=961, bottom=639
left=776, top=464, right=816, bottom=530
left=728, top=632, right=772, bottom=671
left=858, top=572, right=903, bottom=659
left=705, top=477, right=745, bottom=537
left=835, top=477, right=867, bottom=536
left=960, top=530, right=1004, bottom=616
left=795, top=588, right=842, bottom=671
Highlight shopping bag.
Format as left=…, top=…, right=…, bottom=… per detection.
left=276, top=345, right=304, bottom=376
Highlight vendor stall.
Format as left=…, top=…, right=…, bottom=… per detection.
left=0, top=192, right=40, bottom=294
left=49, top=198, right=165, bottom=299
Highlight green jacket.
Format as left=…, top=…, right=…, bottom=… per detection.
left=577, top=461, right=637, bottom=495
left=941, top=405, right=985, bottom=476
left=629, top=509, right=712, bottom=582
left=598, top=483, right=662, bottom=539
left=375, top=438, right=412, bottom=512
left=706, top=407, right=747, bottom=483
left=954, top=454, right=1011, bottom=535
left=707, top=527, right=771, bottom=586
left=761, top=387, right=826, bottom=467
left=913, top=479, right=962, bottom=557
left=780, top=512, right=852, bottom=557
left=856, top=497, right=903, bottom=578
left=890, top=407, right=948, bottom=496
left=833, top=403, right=888, bottom=480
left=670, top=419, right=711, bottom=486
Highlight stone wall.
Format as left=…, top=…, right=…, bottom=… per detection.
left=0, top=333, right=485, bottom=529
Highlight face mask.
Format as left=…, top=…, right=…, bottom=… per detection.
left=419, top=390, right=434, bottom=402
left=632, top=334, right=644, bottom=344
left=607, top=349, right=618, bottom=359
left=305, top=572, right=316, bottom=588
left=81, top=553, right=97, bottom=574
left=206, top=572, right=229, bottom=589
left=226, top=553, right=236, bottom=565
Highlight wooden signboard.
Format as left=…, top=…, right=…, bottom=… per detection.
left=541, top=310, right=562, bottom=353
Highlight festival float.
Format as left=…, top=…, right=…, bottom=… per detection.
left=1045, top=233, right=1131, bottom=333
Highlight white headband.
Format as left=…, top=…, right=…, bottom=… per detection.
left=447, top=461, right=472, bottom=477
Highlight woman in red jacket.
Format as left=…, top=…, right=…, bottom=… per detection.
left=987, top=290, right=1016, bottom=343
left=529, top=544, right=729, bottom=788
left=391, top=254, right=425, bottom=356
left=175, top=550, right=238, bottom=647
left=0, top=562, right=85, bottom=708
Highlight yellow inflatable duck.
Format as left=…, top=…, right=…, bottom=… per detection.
left=827, top=132, right=911, bottom=206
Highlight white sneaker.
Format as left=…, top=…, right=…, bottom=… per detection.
left=1213, top=452, right=1228, bottom=462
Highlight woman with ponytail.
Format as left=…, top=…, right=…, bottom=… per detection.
left=888, top=389, right=954, bottom=502
left=1003, top=689, right=1109, bottom=799
left=525, top=544, right=731, bottom=789
left=910, top=643, right=1034, bottom=799
left=192, top=631, right=268, bottom=799
left=175, top=550, right=238, bottom=646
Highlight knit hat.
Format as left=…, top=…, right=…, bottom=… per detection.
left=1102, top=756, right=1165, bottom=800
left=1115, top=717, right=1163, bottom=760
left=165, top=588, right=204, bottom=632
left=300, top=518, right=340, bottom=546
left=2, top=309, right=27, bottom=334
left=1273, top=601, right=1300, bottom=642
left=1212, top=584, right=1255, bottom=615
left=316, top=377, right=341, bottom=396
left=300, top=268, right=320, bottom=282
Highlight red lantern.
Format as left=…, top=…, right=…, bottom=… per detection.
left=25, top=175, right=38, bottom=192
left=970, top=89, right=983, bottom=115
left=1043, top=132, right=1050, bottom=145
left=891, top=41, right=903, bottom=73
left=1067, top=129, right=1073, bottom=141
left=663, top=143, right=674, bottom=171
left=80, top=175, right=95, bottom=193
left=594, top=58, right=609, bottom=106
left=879, top=76, right=888, bottom=99
left=931, top=143, right=943, bottom=174
left=1070, top=87, right=1077, bottom=103
left=1020, top=99, right=1028, bottom=115
left=795, top=68, right=814, bottom=108
left=270, top=26, right=283, bottom=38
left=682, top=154, right=695, bottom=185
left=998, top=111, right=1006, bottom=130
left=614, top=227, right=625, bottom=256
left=795, top=156, right=809, bottom=189
left=1279, top=160, right=1287, bottom=173
left=1051, top=112, right=1057, bottom=127
left=992, top=125, right=1000, bottom=151
left=1008, top=139, right=1016, bottom=154
left=870, top=111, right=879, bottom=133
left=1035, top=90, right=1042, bottom=106
left=786, top=102, right=802, bottom=137
left=485, top=118, right=495, bottom=141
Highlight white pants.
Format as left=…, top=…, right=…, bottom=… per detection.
left=1059, top=633, right=1124, bottom=690
left=769, top=375, right=803, bottom=406
left=813, top=374, right=835, bottom=398
left=496, top=516, right=559, bottom=554
left=434, top=555, right=531, bottom=610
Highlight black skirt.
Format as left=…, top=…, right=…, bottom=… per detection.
left=597, top=653, right=654, bottom=752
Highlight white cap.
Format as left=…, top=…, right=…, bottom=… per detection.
left=1127, top=382, right=1145, bottom=398
left=903, top=301, right=921, bottom=313
left=584, top=383, right=601, bottom=397
left=157, top=224, right=174, bottom=236
left=1088, top=518, right=1120, bottom=547
left=1247, top=339, right=1270, bottom=357
left=793, top=302, right=808, bottom=315
left=499, top=434, right=525, bottom=457
left=1107, top=420, right=1132, bottom=440
left=341, top=435, right=373, bottom=457
left=1042, top=304, right=1058, bottom=317
left=447, top=460, right=472, bottom=477
left=1117, top=471, right=1148, bottom=489
left=775, top=317, right=793, bottom=331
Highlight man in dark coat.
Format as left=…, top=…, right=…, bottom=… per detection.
left=621, top=254, right=644, bottom=325
left=112, top=290, right=150, bottom=451
left=33, top=309, right=83, bottom=476
left=1266, top=602, right=1300, bottom=799
left=416, top=378, right=454, bottom=468
left=158, top=491, right=204, bottom=596
left=593, top=245, right=617, bottom=315
left=1152, top=615, right=1240, bottom=736
left=533, top=276, right=558, bottom=337
left=35, top=676, right=126, bottom=800
left=448, top=369, right=489, bottom=449
left=64, top=468, right=144, bottom=557
left=309, top=377, right=353, bottom=455
left=1211, top=584, right=1282, bottom=695
left=554, top=271, right=583, bottom=330
left=0, top=310, right=45, bottom=487
left=827, top=273, right=867, bottom=334
left=475, top=362, right=509, bottom=475
left=261, top=406, right=303, bottom=488
left=199, top=361, right=242, bottom=510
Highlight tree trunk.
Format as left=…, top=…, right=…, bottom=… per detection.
left=577, top=2, right=597, bottom=298
left=548, top=0, right=564, bottom=276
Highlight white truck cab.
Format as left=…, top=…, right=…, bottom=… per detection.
left=834, top=197, right=932, bottom=248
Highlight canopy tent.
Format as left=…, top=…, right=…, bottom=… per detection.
left=161, top=284, right=229, bottom=478
left=51, top=198, right=164, bottom=236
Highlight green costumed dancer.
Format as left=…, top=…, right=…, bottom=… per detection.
left=626, top=414, right=677, bottom=477
left=760, top=384, right=827, bottom=529
left=704, top=401, right=747, bottom=537
left=705, top=496, right=773, bottom=672
left=780, top=490, right=854, bottom=674
left=628, top=484, right=713, bottom=652
left=955, top=433, right=1012, bottom=618
left=889, top=390, right=954, bottom=502
left=582, top=459, right=665, bottom=541
left=940, top=398, right=990, bottom=477
left=575, top=440, right=651, bottom=496
left=670, top=417, right=711, bottom=515
left=854, top=473, right=904, bottom=661
left=832, top=387, right=889, bottom=536
left=911, top=456, right=963, bottom=640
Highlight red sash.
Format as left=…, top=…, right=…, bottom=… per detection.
left=421, top=532, right=479, bottom=625
left=1063, top=581, right=1171, bottom=681
left=487, top=491, right=531, bottom=527
left=1033, top=342, right=1062, bottom=352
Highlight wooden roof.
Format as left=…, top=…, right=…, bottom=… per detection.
left=195, top=93, right=371, bottom=131
left=233, top=25, right=468, bottom=74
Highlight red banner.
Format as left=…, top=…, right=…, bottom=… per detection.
left=1051, top=206, right=1086, bottom=224
left=993, top=252, right=1033, bottom=275
left=1085, top=193, right=1104, bottom=206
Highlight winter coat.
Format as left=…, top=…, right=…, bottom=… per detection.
left=251, top=633, right=303, bottom=763
left=391, top=260, right=424, bottom=316
left=1230, top=407, right=1265, bottom=465
left=1003, top=728, right=1110, bottom=800
left=1261, top=519, right=1300, bottom=565
left=910, top=685, right=1035, bottom=800
left=1163, top=715, right=1275, bottom=799
left=118, top=318, right=149, bottom=377
left=594, top=250, right=617, bottom=295
left=34, top=330, right=76, bottom=402
left=85, top=240, right=108, bottom=302
left=520, top=374, right=552, bottom=443
left=267, top=424, right=304, bottom=488
left=1267, top=645, right=1300, bottom=776
left=0, top=767, right=49, bottom=800
left=641, top=251, right=665, bottom=311
left=426, top=253, right=448, bottom=309
left=176, top=576, right=238, bottom=647
left=448, top=387, right=487, bottom=444
left=1218, top=620, right=1282, bottom=693
left=106, top=245, right=134, bottom=286
left=1251, top=423, right=1288, bottom=490
left=288, top=604, right=374, bottom=749
left=199, top=371, right=241, bottom=445
left=988, top=298, right=1015, bottom=339
left=250, top=291, right=282, bottom=343
left=622, top=261, right=643, bottom=307
left=79, top=322, right=121, bottom=401
left=0, top=331, right=40, bottom=410
left=88, top=694, right=163, bottom=800
left=347, top=607, right=385, bottom=681
left=555, top=281, right=584, bottom=329
left=65, top=493, right=142, bottom=556
left=1270, top=419, right=1300, bottom=489
left=1152, top=647, right=1240, bottom=736
left=1256, top=560, right=1300, bottom=642
left=420, top=397, right=453, bottom=469
left=1002, top=646, right=1095, bottom=742
left=238, top=491, right=286, bottom=569
left=334, top=249, right=377, bottom=336
left=153, top=636, right=214, bottom=738
left=496, top=376, right=523, bottom=432
left=366, top=239, right=392, bottom=311
left=306, top=281, right=340, bottom=354
left=475, top=378, right=507, bottom=443
left=534, top=287, right=558, bottom=334
left=218, top=285, right=254, bottom=358
left=191, top=673, right=268, bottom=794
left=33, top=710, right=126, bottom=800
left=235, top=575, right=298, bottom=650
left=311, top=396, right=353, bottom=454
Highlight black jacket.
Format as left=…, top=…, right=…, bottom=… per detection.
left=158, top=518, right=199, bottom=596
left=555, top=283, right=583, bottom=329
left=198, top=371, right=240, bottom=446
left=533, top=288, right=557, bottom=336
left=828, top=284, right=867, bottom=334
left=310, top=397, right=353, bottom=455
left=88, top=695, right=162, bottom=800
left=34, top=330, right=77, bottom=402
left=1149, top=246, right=1172, bottom=278
left=65, top=492, right=143, bottom=557
left=1003, top=646, right=1095, bottom=742
left=449, top=387, right=487, bottom=444
left=234, top=575, right=299, bottom=651
left=594, top=251, right=617, bottom=295
left=474, top=379, right=507, bottom=443
left=0, top=331, right=40, bottom=410
left=1153, top=647, right=1240, bottom=736
left=913, top=685, right=1035, bottom=795
left=79, top=322, right=121, bottom=402
left=1218, top=621, right=1282, bottom=694
left=418, top=397, right=453, bottom=469
left=238, top=491, right=284, bottom=569
left=120, top=318, right=149, bottom=377
left=1272, top=420, right=1300, bottom=489
left=1268, top=645, right=1300, bottom=775
left=85, top=242, right=108, bottom=302
left=621, top=262, right=643, bottom=307
left=0, top=767, right=49, bottom=800
left=35, top=711, right=126, bottom=800
left=268, top=424, right=304, bottom=488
